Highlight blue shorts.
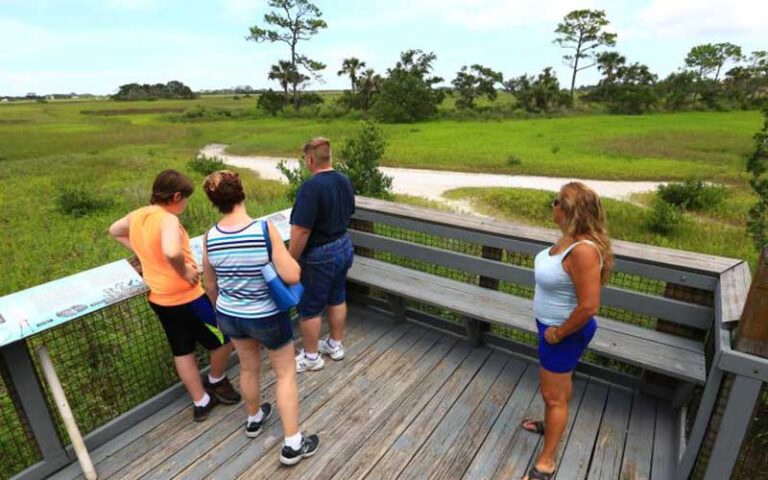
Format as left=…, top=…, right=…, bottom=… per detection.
left=536, top=318, right=597, bottom=373
left=216, top=310, right=294, bottom=351
left=298, top=233, right=354, bottom=319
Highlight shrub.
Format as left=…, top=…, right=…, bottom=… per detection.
left=337, top=121, right=393, bottom=199
left=657, top=179, right=728, bottom=211
left=56, top=186, right=114, bottom=218
left=644, top=198, right=683, bottom=234
left=277, top=160, right=312, bottom=201
left=747, top=106, right=768, bottom=250
left=257, top=89, right=286, bottom=116
left=187, top=155, right=226, bottom=176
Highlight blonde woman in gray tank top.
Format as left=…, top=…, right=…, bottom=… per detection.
left=522, top=182, right=614, bottom=480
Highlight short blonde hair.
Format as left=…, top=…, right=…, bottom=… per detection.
left=302, top=137, right=332, bottom=165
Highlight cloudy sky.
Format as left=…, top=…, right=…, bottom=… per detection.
left=1, top=0, right=766, bottom=96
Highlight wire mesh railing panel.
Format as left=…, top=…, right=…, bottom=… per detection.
left=0, top=355, right=41, bottom=480
left=358, top=220, right=714, bottom=336
left=24, top=295, right=193, bottom=444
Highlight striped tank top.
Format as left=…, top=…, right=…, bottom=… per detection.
left=206, top=221, right=279, bottom=319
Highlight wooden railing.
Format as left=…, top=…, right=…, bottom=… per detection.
left=0, top=198, right=765, bottom=480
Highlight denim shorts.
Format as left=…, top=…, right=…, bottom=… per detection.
left=216, top=310, right=294, bottom=351
left=536, top=318, right=597, bottom=373
left=298, top=233, right=354, bottom=319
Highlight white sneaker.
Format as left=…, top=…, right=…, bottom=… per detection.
left=318, top=337, right=345, bottom=361
left=296, top=349, right=325, bottom=373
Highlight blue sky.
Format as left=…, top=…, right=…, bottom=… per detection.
left=1, top=0, right=766, bottom=96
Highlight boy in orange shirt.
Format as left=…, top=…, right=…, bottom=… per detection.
left=109, top=170, right=240, bottom=421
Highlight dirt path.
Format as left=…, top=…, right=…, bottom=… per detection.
left=201, top=144, right=665, bottom=214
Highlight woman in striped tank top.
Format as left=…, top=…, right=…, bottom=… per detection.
left=202, top=171, right=320, bottom=465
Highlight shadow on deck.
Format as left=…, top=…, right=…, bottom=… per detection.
left=49, top=304, right=674, bottom=480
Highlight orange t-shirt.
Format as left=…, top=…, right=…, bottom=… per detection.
left=128, top=205, right=204, bottom=306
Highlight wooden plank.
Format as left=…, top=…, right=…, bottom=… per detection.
left=328, top=342, right=474, bottom=480
left=354, top=197, right=740, bottom=275
left=166, top=311, right=400, bottom=480
left=59, top=313, right=351, bottom=480
left=431, top=357, right=528, bottom=480
left=587, top=388, right=633, bottom=480
left=701, top=375, right=763, bottom=480
left=351, top=230, right=714, bottom=328
left=718, top=261, right=751, bottom=323
left=651, top=402, right=676, bottom=480
left=246, top=332, right=458, bottom=480
left=463, top=363, right=541, bottom=479
left=620, top=391, right=657, bottom=480
left=395, top=351, right=510, bottom=480
left=350, top=257, right=707, bottom=384
left=354, top=209, right=718, bottom=291
left=495, top=377, right=588, bottom=479
left=204, top=318, right=419, bottom=480
left=48, top=393, right=190, bottom=480
left=100, top=312, right=374, bottom=480
left=363, top=347, right=493, bottom=480
left=554, top=382, right=609, bottom=480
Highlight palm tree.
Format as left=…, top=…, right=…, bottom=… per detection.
left=269, top=61, right=294, bottom=103
left=338, top=57, right=366, bottom=93
left=597, top=51, right=626, bottom=87
left=356, top=68, right=382, bottom=110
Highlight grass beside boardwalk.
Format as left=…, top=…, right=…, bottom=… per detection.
left=0, top=143, right=289, bottom=296
left=444, top=187, right=758, bottom=268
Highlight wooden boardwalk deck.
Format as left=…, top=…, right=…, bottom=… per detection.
left=50, top=304, right=676, bottom=480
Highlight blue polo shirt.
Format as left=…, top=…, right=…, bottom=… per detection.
left=290, top=170, right=356, bottom=249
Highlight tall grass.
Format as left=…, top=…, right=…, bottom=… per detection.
left=444, top=187, right=758, bottom=268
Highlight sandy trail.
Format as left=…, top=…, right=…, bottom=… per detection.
left=201, top=144, right=664, bottom=214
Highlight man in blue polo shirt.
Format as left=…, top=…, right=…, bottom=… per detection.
left=289, top=137, right=356, bottom=372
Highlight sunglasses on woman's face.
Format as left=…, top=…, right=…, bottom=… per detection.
left=551, top=198, right=561, bottom=208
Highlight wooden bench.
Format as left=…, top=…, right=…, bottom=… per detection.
left=348, top=255, right=706, bottom=385
left=344, top=198, right=732, bottom=390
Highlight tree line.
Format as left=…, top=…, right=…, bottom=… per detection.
left=113, top=81, right=196, bottom=101
left=248, top=1, right=767, bottom=121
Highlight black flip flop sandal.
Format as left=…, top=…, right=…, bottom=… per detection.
left=526, top=466, right=555, bottom=480
left=520, top=419, right=545, bottom=435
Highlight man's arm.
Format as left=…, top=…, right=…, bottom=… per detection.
left=289, top=224, right=312, bottom=261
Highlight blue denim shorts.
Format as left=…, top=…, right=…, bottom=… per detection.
left=298, top=233, right=354, bottom=319
left=536, top=318, right=597, bottom=373
left=216, top=310, right=293, bottom=350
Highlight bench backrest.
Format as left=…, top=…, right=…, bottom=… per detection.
left=350, top=197, right=740, bottom=338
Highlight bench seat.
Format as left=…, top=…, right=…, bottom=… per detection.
left=348, top=256, right=706, bottom=385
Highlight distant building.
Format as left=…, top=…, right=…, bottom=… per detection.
left=1, top=98, right=9, bottom=103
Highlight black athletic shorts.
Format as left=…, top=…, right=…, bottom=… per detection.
left=149, top=294, right=230, bottom=356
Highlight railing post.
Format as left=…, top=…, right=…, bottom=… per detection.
left=0, top=341, right=69, bottom=476
left=694, top=248, right=767, bottom=479
left=468, top=244, right=500, bottom=344
left=734, top=248, right=768, bottom=356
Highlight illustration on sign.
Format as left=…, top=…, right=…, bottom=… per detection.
left=0, top=260, right=147, bottom=347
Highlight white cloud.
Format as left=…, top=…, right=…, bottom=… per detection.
left=390, top=0, right=596, bottom=30
left=0, top=18, right=60, bottom=60
left=221, top=0, right=264, bottom=21
left=636, top=0, right=768, bottom=40
left=104, top=0, right=157, bottom=10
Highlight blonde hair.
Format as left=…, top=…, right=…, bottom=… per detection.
left=558, top=182, right=614, bottom=284
left=302, top=137, right=331, bottom=165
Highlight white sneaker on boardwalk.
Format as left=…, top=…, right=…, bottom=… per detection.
left=296, top=349, right=325, bottom=373
left=318, top=337, right=344, bottom=361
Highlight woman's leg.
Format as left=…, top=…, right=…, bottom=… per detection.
left=267, top=341, right=300, bottom=437
left=533, top=367, right=573, bottom=474
left=231, top=338, right=262, bottom=416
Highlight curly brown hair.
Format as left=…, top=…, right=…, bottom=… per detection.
left=203, top=170, right=245, bottom=213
